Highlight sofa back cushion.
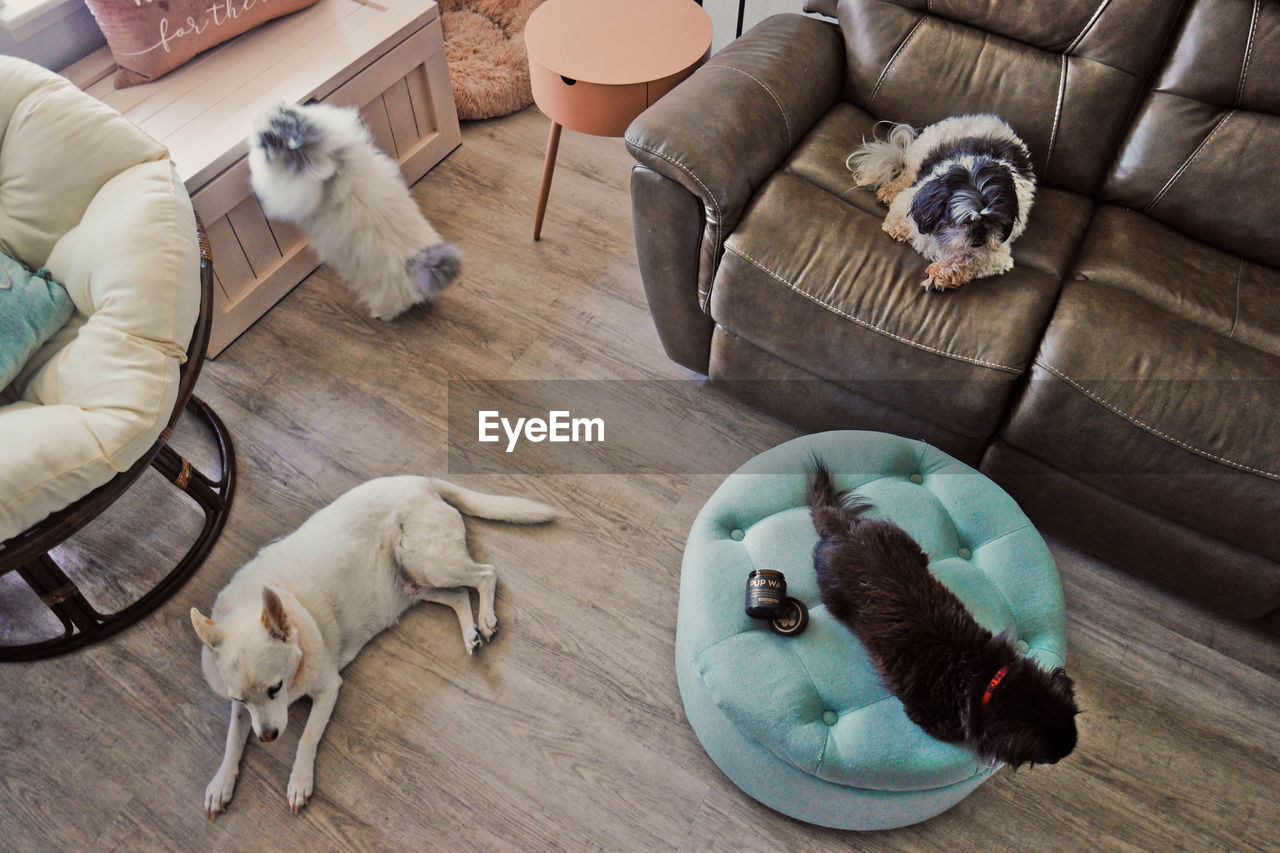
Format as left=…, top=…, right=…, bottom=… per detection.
left=1101, top=0, right=1280, bottom=269
left=806, top=0, right=1183, bottom=194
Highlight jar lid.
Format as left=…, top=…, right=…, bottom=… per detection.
left=770, top=598, right=809, bottom=637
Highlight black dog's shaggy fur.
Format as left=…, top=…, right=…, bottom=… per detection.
left=808, top=459, right=1079, bottom=768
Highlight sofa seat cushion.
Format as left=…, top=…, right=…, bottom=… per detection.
left=1070, top=207, right=1280, bottom=359
left=0, top=59, right=200, bottom=542
left=707, top=102, right=1093, bottom=443
left=1000, top=206, right=1280, bottom=574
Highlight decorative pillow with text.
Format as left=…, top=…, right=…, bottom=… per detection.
left=85, top=0, right=321, bottom=88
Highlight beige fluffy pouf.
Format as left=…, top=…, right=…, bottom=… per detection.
left=440, top=0, right=544, bottom=121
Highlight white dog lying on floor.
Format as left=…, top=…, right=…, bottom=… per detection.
left=190, top=476, right=556, bottom=817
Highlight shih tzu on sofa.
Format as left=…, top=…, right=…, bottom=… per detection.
left=248, top=102, right=462, bottom=320
left=848, top=114, right=1035, bottom=292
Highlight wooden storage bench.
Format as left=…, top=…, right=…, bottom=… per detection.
left=62, top=0, right=461, bottom=355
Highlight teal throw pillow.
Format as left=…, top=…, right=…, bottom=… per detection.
left=1, top=252, right=74, bottom=391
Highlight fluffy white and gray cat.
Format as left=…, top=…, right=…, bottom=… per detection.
left=248, top=102, right=461, bottom=320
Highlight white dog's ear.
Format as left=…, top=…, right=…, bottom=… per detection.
left=190, top=607, right=222, bottom=649
left=261, top=587, right=291, bottom=642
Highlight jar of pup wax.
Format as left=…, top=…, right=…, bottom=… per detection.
left=745, top=569, right=786, bottom=618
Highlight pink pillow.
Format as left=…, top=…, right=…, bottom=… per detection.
left=85, top=0, right=320, bottom=88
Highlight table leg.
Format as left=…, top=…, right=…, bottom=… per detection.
left=533, top=121, right=563, bottom=241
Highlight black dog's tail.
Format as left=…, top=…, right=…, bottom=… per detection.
left=807, top=455, right=874, bottom=539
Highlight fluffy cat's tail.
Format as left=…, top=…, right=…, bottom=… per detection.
left=411, top=242, right=463, bottom=300
left=808, top=456, right=874, bottom=539
left=847, top=122, right=917, bottom=189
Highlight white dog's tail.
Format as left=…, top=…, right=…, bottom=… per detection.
left=847, top=122, right=917, bottom=188
left=432, top=480, right=557, bottom=524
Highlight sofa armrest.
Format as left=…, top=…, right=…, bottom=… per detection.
left=625, top=13, right=845, bottom=373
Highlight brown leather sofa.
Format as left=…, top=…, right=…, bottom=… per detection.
left=625, top=0, right=1280, bottom=621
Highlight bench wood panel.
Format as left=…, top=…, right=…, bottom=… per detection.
left=226, top=197, right=282, bottom=280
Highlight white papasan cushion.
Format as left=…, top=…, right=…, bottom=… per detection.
left=0, top=57, right=200, bottom=542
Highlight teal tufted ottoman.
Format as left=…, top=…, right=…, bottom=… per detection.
left=676, top=430, right=1067, bottom=830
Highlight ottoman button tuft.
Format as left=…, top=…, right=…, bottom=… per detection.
left=957, top=547, right=972, bottom=560
left=909, top=473, right=924, bottom=484
left=822, top=710, right=839, bottom=726
left=729, top=528, right=744, bottom=541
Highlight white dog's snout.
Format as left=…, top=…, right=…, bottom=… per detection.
left=247, top=706, right=288, bottom=744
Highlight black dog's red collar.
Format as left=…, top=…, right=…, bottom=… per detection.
left=982, top=665, right=1010, bottom=706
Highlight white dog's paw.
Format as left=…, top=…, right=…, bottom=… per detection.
left=464, top=626, right=483, bottom=655
left=286, top=765, right=314, bottom=815
left=204, top=767, right=238, bottom=818
left=480, top=613, right=498, bottom=642
left=362, top=291, right=415, bottom=323
left=924, top=261, right=970, bottom=291
left=883, top=216, right=911, bottom=242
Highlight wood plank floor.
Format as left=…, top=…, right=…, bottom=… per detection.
left=2, top=105, right=1278, bottom=852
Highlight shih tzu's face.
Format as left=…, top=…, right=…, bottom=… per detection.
left=909, top=160, right=1019, bottom=254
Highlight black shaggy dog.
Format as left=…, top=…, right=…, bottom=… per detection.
left=808, top=459, right=1078, bottom=768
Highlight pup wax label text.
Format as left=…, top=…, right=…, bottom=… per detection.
left=478, top=411, right=604, bottom=453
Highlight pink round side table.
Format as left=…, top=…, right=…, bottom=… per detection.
left=524, top=0, right=712, bottom=240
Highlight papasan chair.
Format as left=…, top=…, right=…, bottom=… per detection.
left=0, top=57, right=235, bottom=661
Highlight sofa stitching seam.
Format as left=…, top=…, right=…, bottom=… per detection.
left=625, top=136, right=722, bottom=312
left=705, top=64, right=792, bottom=147
left=870, top=18, right=926, bottom=110
left=1227, top=257, right=1245, bottom=340
left=1035, top=358, right=1280, bottom=480
left=1238, top=0, right=1260, bottom=105
left=1147, top=110, right=1235, bottom=212
left=1065, top=0, right=1113, bottom=54
left=726, top=245, right=1022, bottom=374
left=1044, top=54, right=1068, bottom=178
